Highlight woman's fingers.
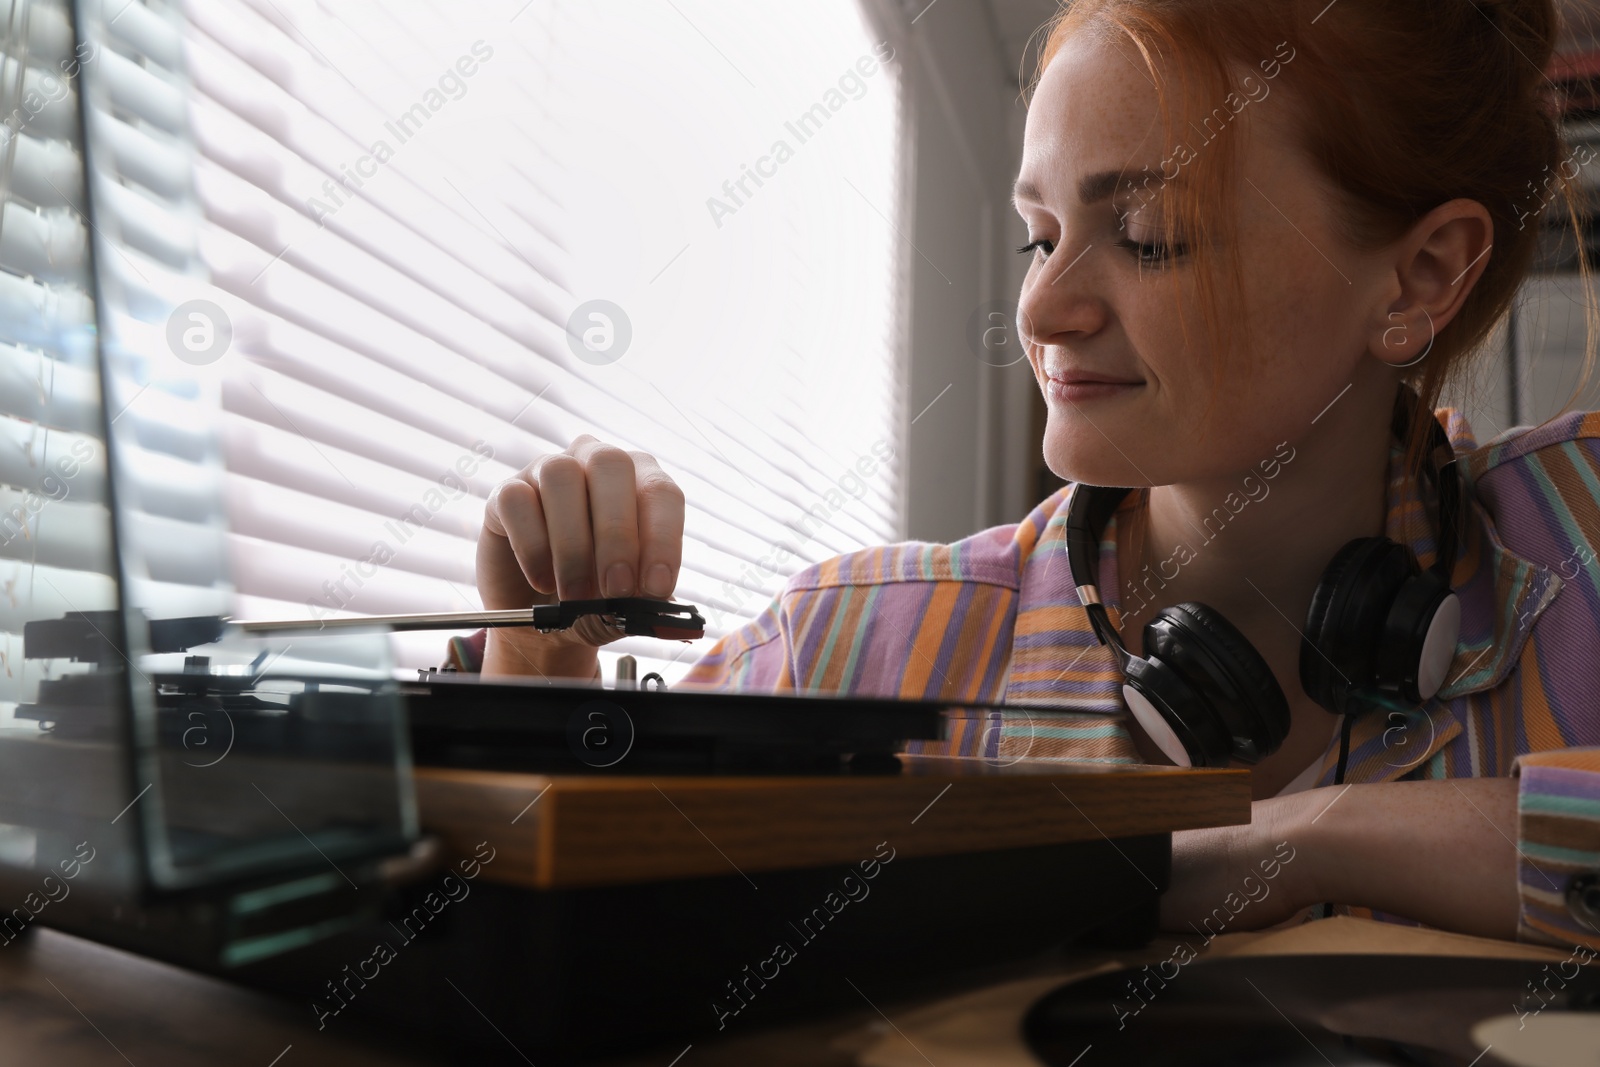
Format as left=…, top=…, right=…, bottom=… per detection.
left=633, top=451, right=685, bottom=598
left=479, top=434, right=686, bottom=646
left=571, top=437, right=640, bottom=598
left=484, top=477, right=555, bottom=600
left=532, top=450, right=597, bottom=600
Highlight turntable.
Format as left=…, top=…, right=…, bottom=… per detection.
left=15, top=602, right=971, bottom=777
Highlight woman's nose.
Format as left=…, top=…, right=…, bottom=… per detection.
left=1018, top=245, right=1107, bottom=348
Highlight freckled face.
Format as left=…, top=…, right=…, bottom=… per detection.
left=1015, top=30, right=1377, bottom=486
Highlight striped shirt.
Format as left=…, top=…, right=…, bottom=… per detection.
left=674, top=407, right=1600, bottom=951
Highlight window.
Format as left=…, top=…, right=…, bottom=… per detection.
left=182, top=0, right=907, bottom=682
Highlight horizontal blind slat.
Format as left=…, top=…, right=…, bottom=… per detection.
left=0, top=346, right=100, bottom=431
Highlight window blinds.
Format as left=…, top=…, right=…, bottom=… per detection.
left=0, top=0, right=113, bottom=718
left=81, top=0, right=234, bottom=633
left=178, top=0, right=908, bottom=683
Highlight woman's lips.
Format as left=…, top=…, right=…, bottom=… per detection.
left=1046, top=376, right=1144, bottom=403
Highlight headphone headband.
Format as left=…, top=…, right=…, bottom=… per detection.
left=1065, top=480, right=1135, bottom=652
left=1392, top=388, right=1461, bottom=582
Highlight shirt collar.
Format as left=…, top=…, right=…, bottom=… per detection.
left=1418, top=407, right=1566, bottom=698
left=1327, top=406, right=1566, bottom=784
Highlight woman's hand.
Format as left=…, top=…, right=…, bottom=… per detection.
left=476, top=435, right=686, bottom=678
left=1158, top=790, right=1318, bottom=936
left=1158, top=779, right=1524, bottom=942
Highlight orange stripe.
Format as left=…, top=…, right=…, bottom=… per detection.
left=939, top=587, right=1009, bottom=701
left=1014, top=523, right=1039, bottom=558
left=1009, top=664, right=1119, bottom=683
left=1488, top=684, right=1512, bottom=777
left=900, top=583, right=962, bottom=698
left=1517, top=628, right=1565, bottom=753
left=1519, top=747, right=1600, bottom=772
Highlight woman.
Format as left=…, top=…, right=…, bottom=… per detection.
left=469, top=0, right=1600, bottom=952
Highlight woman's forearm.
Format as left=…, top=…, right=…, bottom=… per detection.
left=1289, top=776, right=1522, bottom=940
left=1162, top=776, right=1526, bottom=940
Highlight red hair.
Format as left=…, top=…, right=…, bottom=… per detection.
left=1028, top=0, right=1593, bottom=516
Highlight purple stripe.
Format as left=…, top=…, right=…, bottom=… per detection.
left=788, top=585, right=837, bottom=684
left=872, top=582, right=938, bottom=693
left=1519, top=763, right=1600, bottom=798
left=1011, top=629, right=1101, bottom=650
left=1509, top=451, right=1572, bottom=560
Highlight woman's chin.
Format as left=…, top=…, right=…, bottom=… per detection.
left=1042, top=430, right=1158, bottom=488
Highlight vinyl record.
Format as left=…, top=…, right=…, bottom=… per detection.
left=1023, top=953, right=1600, bottom=1066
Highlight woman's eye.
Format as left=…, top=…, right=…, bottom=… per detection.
left=1016, top=238, right=1054, bottom=258
left=1117, top=237, right=1187, bottom=267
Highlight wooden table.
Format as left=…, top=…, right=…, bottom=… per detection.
left=0, top=925, right=456, bottom=1066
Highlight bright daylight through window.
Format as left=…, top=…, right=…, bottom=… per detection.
left=180, top=0, right=908, bottom=683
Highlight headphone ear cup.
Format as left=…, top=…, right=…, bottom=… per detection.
left=1374, top=572, right=1462, bottom=701
left=1119, top=656, right=1234, bottom=769
left=1144, top=602, right=1291, bottom=763
left=1301, top=537, right=1411, bottom=716
left=1301, top=538, right=1373, bottom=713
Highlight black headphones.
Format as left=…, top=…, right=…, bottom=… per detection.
left=1064, top=387, right=1463, bottom=770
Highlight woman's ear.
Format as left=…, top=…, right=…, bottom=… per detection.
left=1368, top=199, right=1493, bottom=368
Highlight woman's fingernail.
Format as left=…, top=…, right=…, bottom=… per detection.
left=605, top=562, right=634, bottom=598
left=644, top=563, right=673, bottom=597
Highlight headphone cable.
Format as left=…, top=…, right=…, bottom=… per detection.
left=1332, top=710, right=1356, bottom=786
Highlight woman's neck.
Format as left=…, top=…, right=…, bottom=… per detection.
left=1119, top=372, right=1400, bottom=663
left=1111, top=371, right=1406, bottom=790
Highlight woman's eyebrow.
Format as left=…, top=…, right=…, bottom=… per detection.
left=1013, top=169, right=1158, bottom=211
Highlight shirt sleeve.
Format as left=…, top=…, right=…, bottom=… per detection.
left=678, top=595, right=792, bottom=691
left=1511, top=747, right=1600, bottom=951
left=676, top=573, right=1003, bottom=700
left=676, top=580, right=1140, bottom=765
